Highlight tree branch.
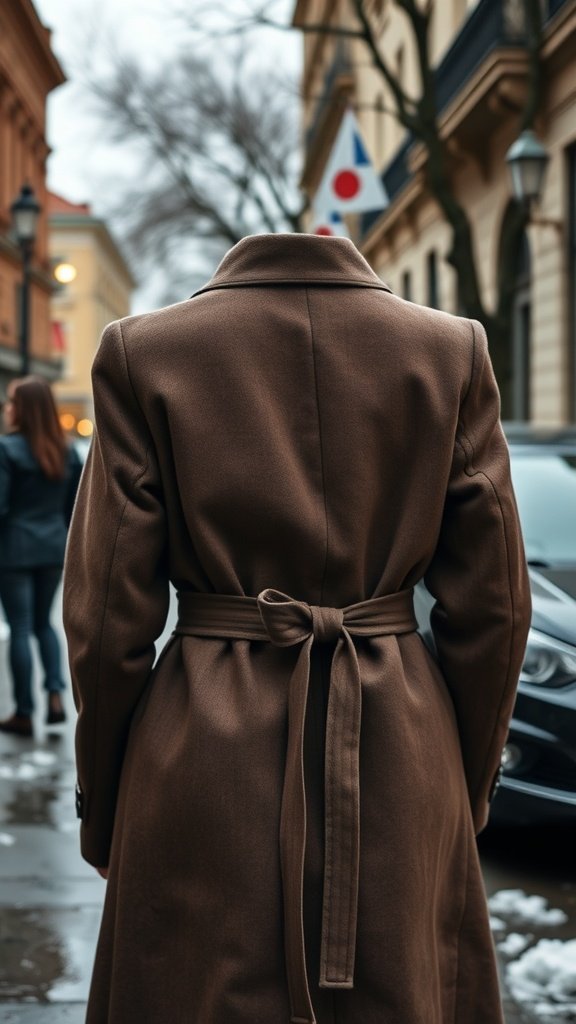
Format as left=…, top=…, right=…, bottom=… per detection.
left=520, top=0, right=544, bottom=131
left=351, top=0, right=419, bottom=128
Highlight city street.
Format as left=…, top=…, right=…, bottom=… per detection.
left=0, top=596, right=574, bottom=1023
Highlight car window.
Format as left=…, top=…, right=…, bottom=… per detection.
left=510, top=452, right=576, bottom=564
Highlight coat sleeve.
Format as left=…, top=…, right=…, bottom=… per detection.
left=62, top=319, right=170, bottom=868
left=423, top=319, right=531, bottom=835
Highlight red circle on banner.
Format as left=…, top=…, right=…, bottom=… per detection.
left=333, top=169, right=361, bottom=199
left=315, top=226, right=333, bottom=235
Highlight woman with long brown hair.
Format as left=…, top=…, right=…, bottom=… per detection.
left=0, top=375, right=82, bottom=737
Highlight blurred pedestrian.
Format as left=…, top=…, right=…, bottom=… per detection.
left=64, top=234, right=531, bottom=1024
left=0, top=376, right=83, bottom=738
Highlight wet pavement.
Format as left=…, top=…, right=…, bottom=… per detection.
left=0, top=712, right=104, bottom=1021
left=0, top=597, right=105, bottom=1023
left=0, top=600, right=575, bottom=1023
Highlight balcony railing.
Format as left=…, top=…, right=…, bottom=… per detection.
left=435, top=0, right=528, bottom=115
left=548, top=0, right=567, bottom=16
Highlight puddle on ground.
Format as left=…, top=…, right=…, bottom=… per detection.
left=0, top=907, right=98, bottom=1003
left=0, top=743, right=76, bottom=828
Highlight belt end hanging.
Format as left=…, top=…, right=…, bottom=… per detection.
left=318, top=974, right=355, bottom=990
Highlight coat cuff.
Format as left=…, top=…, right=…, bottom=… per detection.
left=74, top=780, right=111, bottom=868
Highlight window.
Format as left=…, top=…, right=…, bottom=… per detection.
left=401, top=270, right=412, bottom=301
left=427, top=250, right=438, bottom=309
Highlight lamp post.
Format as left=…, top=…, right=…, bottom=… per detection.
left=505, top=129, right=562, bottom=233
left=10, top=184, right=41, bottom=376
left=505, top=129, right=550, bottom=205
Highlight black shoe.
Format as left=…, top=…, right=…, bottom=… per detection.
left=0, top=714, right=33, bottom=737
left=46, top=695, right=66, bottom=725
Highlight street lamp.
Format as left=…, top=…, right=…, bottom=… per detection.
left=10, top=183, right=41, bottom=376
left=505, top=129, right=550, bottom=206
left=505, top=129, right=562, bottom=234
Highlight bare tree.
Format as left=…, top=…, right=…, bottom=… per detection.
left=86, top=44, right=306, bottom=303
left=184, top=0, right=545, bottom=415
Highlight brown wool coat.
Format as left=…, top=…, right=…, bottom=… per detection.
left=63, top=233, right=532, bottom=1024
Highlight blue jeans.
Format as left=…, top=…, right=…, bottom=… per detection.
left=0, top=567, right=65, bottom=717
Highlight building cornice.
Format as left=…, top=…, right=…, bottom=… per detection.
left=11, top=0, right=66, bottom=91
left=541, top=0, right=576, bottom=65
left=360, top=175, right=422, bottom=263
left=293, top=0, right=343, bottom=100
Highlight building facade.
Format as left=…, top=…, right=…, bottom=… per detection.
left=0, top=0, right=66, bottom=396
left=48, top=193, right=135, bottom=439
left=294, top=0, right=576, bottom=424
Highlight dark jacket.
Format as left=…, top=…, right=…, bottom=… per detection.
left=63, top=233, right=531, bottom=1024
left=0, top=433, right=83, bottom=570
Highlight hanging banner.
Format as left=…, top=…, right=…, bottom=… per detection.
left=314, top=108, right=389, bottom=215
left=310, top=210, right=350, bottom=237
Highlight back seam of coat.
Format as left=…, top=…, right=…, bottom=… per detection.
left=305, top=286, right=330, bottom=605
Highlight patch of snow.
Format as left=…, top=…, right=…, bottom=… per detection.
left=0, top=763, right=40, bottom=781
left=498, top=932, right=532, bottom=958
left=25, top=750, right=57, bottom=766
left=57, top=821, right=79, bottom=833
left=0, top=832, right=16, bottom=846
left=488, top=889, right=569, bottom=927
left=507, top=939, right=576, bottom=1016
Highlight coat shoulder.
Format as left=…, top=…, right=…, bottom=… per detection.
left=382, top=293, right=476, bottom=393
left=111, top=299, right=198, bottom=343
left=384, top=292, right=474, bottom=346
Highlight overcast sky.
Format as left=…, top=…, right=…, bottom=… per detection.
left=33, top=0, right=301, bottom=308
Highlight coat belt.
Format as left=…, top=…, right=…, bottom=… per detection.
left=174, top=586, right=418, bottom=1024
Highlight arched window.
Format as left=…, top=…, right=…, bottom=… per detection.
left=498, top=201, right=532, bottom=422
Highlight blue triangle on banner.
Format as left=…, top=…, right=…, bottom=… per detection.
left=354, top=131, right=370, bottom=166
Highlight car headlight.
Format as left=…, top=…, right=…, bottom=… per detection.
left=520, top=628, right=576, bottom=688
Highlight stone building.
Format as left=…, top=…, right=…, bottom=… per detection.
left=48, top=193, right=135, bottom=439
left=294, top=0, right=576, bottom=424
left=0, top=0, right=65, bottom=395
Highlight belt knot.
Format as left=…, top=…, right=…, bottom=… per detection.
left=256, top=588, right=344, bottom=648
left=310, top=604, right=343, bottom=644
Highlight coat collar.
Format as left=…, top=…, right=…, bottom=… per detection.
left=192, top=233, right=392, bottom=295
